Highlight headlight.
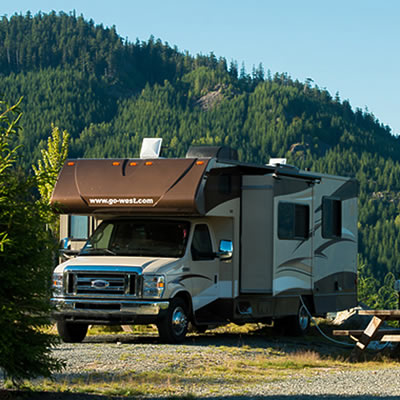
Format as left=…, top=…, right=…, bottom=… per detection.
left=52, top=272, right=64, bottom=297
left=143, top=275, right=165, bottom=298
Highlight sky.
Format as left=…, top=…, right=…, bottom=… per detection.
left=2, top=1, right=400, bottom=135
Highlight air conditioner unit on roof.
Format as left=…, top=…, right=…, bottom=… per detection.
left=140, top=138, right=163, bottom=159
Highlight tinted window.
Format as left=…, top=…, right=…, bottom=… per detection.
left=278, top=202, right=309, bottom=240
left=80, top=219, right=190, bottom=257
left=191, top=224, right=214, bottom=261
left=218, top=175, right=231, bottom=194
left=322, top=197, right=342, bottom=238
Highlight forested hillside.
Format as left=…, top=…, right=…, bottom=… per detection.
left=2, top=11, right=400, bottom=294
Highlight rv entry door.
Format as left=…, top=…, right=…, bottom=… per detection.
left=240, top=175, right=274, bottom=293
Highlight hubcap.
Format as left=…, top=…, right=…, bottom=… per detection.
left=171, top=306, right=188, bottom=336
left=298, top=305, right=309, bottom=331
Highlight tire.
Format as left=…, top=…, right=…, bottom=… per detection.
left=292, top=303, right=310, bottom=335
left=157, top=297, right=189, bottom=343
left=56, top=321, right=88, bottom=343
left=274, top=303, right=310, bottom=336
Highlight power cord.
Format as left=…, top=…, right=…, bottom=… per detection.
left=299, top=296, right=359, bottom=348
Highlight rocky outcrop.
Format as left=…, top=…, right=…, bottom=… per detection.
left=195, top=86, right=224, bottom=111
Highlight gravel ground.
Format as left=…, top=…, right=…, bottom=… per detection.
left=2, top=331, right=400, bottom=399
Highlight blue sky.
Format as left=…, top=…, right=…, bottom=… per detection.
left=2, top=1, right=400, bottom=134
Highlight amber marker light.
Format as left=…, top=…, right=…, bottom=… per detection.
left=130, top=162, right=137, bottom=166
left=112, top=161, right=120, bottom=166
left=145, top=161, right=153, bottom=166
left=67, top=162, right=75, bottom=166
left=196, top=160, right=205, bottom=165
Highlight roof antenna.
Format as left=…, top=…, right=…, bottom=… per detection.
left=140, top=138, right=163, bottom=159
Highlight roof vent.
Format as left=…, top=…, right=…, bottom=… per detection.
left=140, top=138, right=163, bottom=159
left=186, top=145, right=238, bottom=161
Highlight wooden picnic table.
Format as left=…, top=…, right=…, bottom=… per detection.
left=333, top=309, right=400, bottom=358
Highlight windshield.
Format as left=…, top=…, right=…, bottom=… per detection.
left=80, top=219, right=190, bottom=258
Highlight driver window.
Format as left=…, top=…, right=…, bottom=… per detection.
left=191, top=224, right=214, bottom=261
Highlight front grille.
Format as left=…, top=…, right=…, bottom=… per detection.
left=75, top=302, right=121, bottom=310
left=65, top=270, right=139, bottom=297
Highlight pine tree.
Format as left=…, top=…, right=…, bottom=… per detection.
left=0, top=98, right=63, bottom=382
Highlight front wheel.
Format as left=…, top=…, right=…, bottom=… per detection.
left=56, top=321, right=88, bottom=343
left=157, top=298, right=189, bottom=343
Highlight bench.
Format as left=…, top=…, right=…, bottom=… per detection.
left=333, top=328, right=400, bottom=342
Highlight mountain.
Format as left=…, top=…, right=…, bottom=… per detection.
left=1, top=11, right=400, bottom=288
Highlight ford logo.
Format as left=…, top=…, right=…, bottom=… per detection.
left=91, top=279, right=110, bottom=289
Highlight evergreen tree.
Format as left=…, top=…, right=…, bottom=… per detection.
left=0, top=98, right=63, bottom=381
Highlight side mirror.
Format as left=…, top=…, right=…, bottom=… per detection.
left=218, top=240, right=233, bottom=261
left=60, top=237, right=71, bottom=250
left=59, top=237, right=79, bottom=260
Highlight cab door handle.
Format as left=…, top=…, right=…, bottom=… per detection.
left=183, top=267, right=190, bottom=272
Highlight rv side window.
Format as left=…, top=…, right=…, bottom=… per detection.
left=218, top=174, right=231, bottom=194
left=322, top=197, right=342, bottom=239
left=191, top=224, right=214, bottom=261
left=278, top=202, right=309, bottom=240
left=69, top=215, right=89, bottom=240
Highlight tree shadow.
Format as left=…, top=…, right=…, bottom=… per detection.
left=82, top=324, right=352, bottom=359
left=2, top=390, right=400, bottom=400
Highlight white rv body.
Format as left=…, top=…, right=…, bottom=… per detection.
left=50, top=146, right=358, bottom=343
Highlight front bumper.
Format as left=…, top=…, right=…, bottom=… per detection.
left=51, top=297, right=169, bottom=323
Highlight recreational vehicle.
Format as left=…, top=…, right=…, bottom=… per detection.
left=50, top=141, right=358, bottom=343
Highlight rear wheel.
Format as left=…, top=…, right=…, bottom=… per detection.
left=56, top=321, right=88, bottom=343
left=274, top=303, right=310, bottom=336
left=293, top=303, right=310, bottom=335
left=157, top=297, right=189, bottom=343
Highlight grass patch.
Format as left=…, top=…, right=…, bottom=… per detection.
left=87, top=324, right=158, bottom=335
left=8, top=361, right=399, bottom=398
left=12, top=345, right=399, bottom=398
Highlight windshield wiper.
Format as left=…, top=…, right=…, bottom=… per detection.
left=80, top=247, right=117, bottom=256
